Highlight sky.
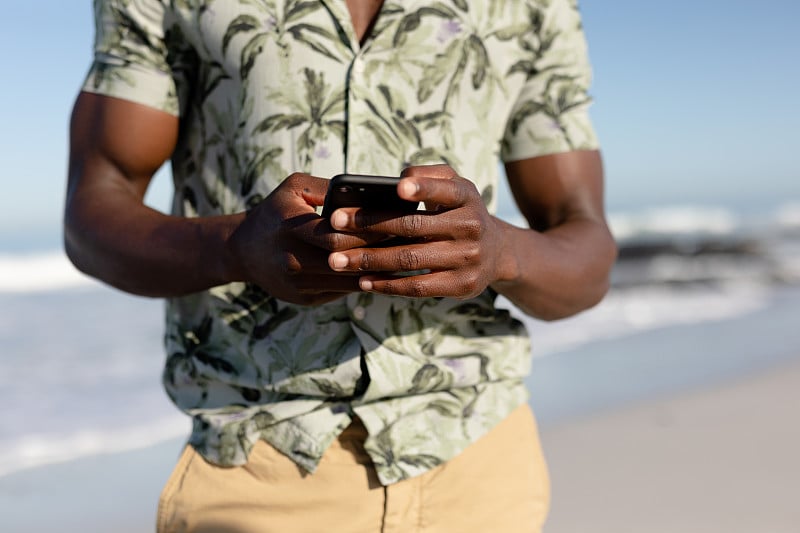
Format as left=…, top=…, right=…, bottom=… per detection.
left=0, top=0, right=798, bottom=248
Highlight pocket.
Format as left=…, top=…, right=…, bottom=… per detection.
left=156, top=445, right=195, bottom=533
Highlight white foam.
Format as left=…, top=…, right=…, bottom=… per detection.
left=0, top=274, right=779, bottom=478
left=776, top=202, right=800, bottom=229
left=503, top=282, right=771, bottom=358
left=0, top=414, right=189, bottom=478
left=0, top=252, right=98, bottom=292
left=609, top=205, right=740, bottom=242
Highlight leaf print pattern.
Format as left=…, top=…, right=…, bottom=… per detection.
left=228, top=0, right=351, bottom=68
left=253, top=68, right=346, bottom=171
left=84, top=0, right=597, bottom=485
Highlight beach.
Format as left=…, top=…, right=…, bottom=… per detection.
left=3, top=0, right=799, bottom=526
left=2, top=342, right=799, bottom=532
left=2, top=206, right=800, bottom=532
left=2, top=285, right=800, bottom=531
left=542, top=359, right=800, bottom=533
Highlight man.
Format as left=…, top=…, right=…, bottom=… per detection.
left=65, top=0, right=616, bottom=531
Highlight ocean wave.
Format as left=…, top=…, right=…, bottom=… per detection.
left=776, top=202, right=800, bottom=230
left=505, top=282, right=772, bottom=358
left=0, top=252, right=97, bottom=292
left=0, top=280, right=768, bottom=478
left=0, top=415, right=189, bottom=478
left=0, top=268, right=782, bottom=478
left=608, top=205, right=740, bottom=242
left=4, top=202, right=800, bottom=293
left=1, top=202, right=796, bottom=481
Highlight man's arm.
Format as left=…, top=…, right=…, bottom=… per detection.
left=64, top=92, right=243, bottom=297
left=496, top=150, right=617, bottom=319
left=326, top=151, right=617, bottom=320
left=64, top=92, right=367, bottom=303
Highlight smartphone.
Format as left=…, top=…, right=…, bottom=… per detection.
left=321, top=174, right=419, bottom=218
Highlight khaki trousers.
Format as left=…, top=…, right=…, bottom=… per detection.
left=157, top=404, right=550, bottom=533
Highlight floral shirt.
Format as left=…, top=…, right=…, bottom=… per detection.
left=83, top=0, right=598, bottom=485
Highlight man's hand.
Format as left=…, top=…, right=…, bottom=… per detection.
left=228, top=172, right=383, bottom=305
left=326, top=165, right=511, bottom=299
left=326, top=154, right=617, bottom=321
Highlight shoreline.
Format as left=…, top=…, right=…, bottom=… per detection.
left=3, top=286, right=800, bottom=531
left=525, top=283, right=800, bottom=426
left=0, top=437, right=185, bottom=533
left=2, top=356, right=799, bottom=532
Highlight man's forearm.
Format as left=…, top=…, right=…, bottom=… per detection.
left=490, top=216, right=617, bottom=321
left=64, top=180, right=245, bottom=298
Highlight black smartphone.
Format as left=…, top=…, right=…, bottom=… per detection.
left=321, top=174, right=419, bottom=218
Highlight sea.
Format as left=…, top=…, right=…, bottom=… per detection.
left=2, top=201, right=800, bottom=480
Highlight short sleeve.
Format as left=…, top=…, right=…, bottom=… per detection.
left=501, top=0, right=599, bottom=162
left=82, top=0, right=180, bottom=116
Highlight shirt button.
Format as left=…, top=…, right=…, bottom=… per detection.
left=352, top=306, right=366, bottom=320
left=352, top=58, right=366, bottom=75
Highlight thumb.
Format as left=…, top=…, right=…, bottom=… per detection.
left=401, top=164, right=458, bottom=180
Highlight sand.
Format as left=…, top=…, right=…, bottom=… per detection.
left=2, top=360, right=799, bottom=532
left=540, top=359, right=800, bottom=533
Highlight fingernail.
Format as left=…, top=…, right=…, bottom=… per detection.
left=399, top=180, right=418, bottom=198
left=331, top=253, right=348, bottom=269
left=331, top=211, right=348, bottom=229
left=360, top=278, right=373, bottom=291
